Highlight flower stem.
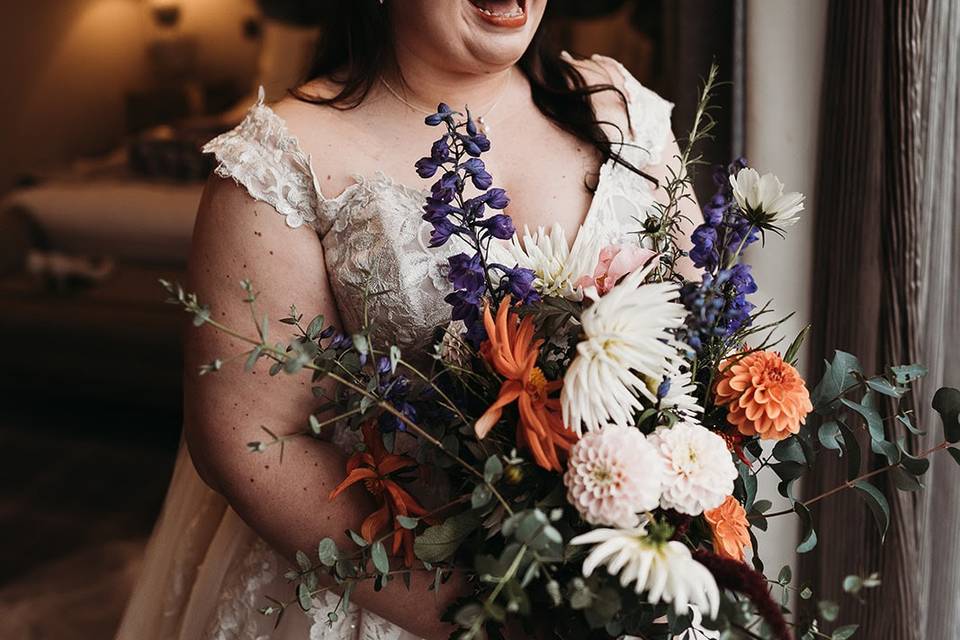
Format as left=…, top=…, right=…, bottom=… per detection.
left=760, top=440, right=950, bottom=519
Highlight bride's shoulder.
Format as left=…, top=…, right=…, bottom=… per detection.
left=563, top=53, right=674, bottom=160
left=565, top=52, right=671, bottom=112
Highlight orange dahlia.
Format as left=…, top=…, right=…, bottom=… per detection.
left=715, top=350, right=813, bottom=441
left=475, top=299, right=578, bottom=472
left=704, top=495, right=752, bottom=562
left=328, top=422, right=429, bottom=566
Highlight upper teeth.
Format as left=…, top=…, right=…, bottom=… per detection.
left=478, top=6, right=524, bottom=18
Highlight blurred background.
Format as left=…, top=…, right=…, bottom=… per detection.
left=1, top=1, right=957, bottom=639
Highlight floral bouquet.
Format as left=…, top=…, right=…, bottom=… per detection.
left=166, top=66, right=960, bottom=640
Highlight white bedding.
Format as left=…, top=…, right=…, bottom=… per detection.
left=2, top=179, right=202, bottom=265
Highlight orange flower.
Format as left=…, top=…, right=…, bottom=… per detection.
left=329, top=422, right=429, bottom=566
left=704, top=495, right=752, bottom=562
left=474, top=299, right=578, bottom=472
left=715, top=351, right=813, bottom=441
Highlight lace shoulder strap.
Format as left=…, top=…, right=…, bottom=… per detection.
left=203, top=87, right=322, bottom=229
left=571, top=53, right=675, bottom=167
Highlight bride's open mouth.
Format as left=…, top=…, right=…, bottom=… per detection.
left=467, top=0, right=527, bottom=28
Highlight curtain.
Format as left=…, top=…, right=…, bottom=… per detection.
left=916, top=1, right=960, bottom=637
left=802, top=1, right=960, bottom=637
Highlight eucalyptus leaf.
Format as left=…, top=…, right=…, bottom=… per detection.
left=865, top=376, right=904, bottom=398
left=778, top=565, right=792, bottom=584
left=371, top=541, right=390, bottom=575
left=296, top=583, right=313, bottom=611
left=853, top=480, right=889, bottom=541
left=870, top=437, right=901, bottom=466
left=838, top=420, right=861, bottom=480
left=484, top=455, right=503, bottom=483
left=752, top=499, right=772, bottom=514
left=471, top=484, right=493, bottom=509
left=818, top=600, right=839, bottom=622
left=818, top=420, right=843, bottom=452
left=841, top=399, right=884, bottom=442
left=896, top=412, right=925, bottom=435
left=306, top=314, right=325, bottom=340
left=773, top=437, right=806, bottom=464
left=414, top=510, right=480, bottom=563
left=396, top=515, right=420, bottom=530
left=348, top=530, right=369, bottom=547
left=889, top=364, right=927, bottom=385
left=947, top=447, right=960, bottom=466
left=842, top=575, right=862, bottom=593
left=832, top=624, right=859, bottom=640
left=932, top=387, right=960, bottom=443
left=317, top=538, right=338, bottom=566
left=296, top=550, right=311, bottom=571
left=811, top=351, right=862, bottom=414
left=898, top=446, right=930, bottom=476
left=891, top=467, right=922, bottom=491
left=795, top=502, right=818, bottom=553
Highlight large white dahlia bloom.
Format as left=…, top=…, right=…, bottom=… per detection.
left=564, top=424, right=663, bottom=528
left=648, top=421, right=737, bottom=515
left=571, top=525, right=720, bottom=618
left=506, top=223, right=600, bottom=300
left=561, top=265, right=688, bottom=434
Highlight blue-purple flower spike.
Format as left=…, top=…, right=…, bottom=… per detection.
left=414, top=101, right=534, bottom=344
left=680, top=158, right=759, bottom=353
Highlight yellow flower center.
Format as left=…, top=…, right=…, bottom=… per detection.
left=592, top=466, right=613, bottom=483
left=527, top=366, right=548, bottom=401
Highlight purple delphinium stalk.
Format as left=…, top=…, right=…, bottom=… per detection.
left=374, top=356, right=417, bottom=433
left=680, top=158, right=760, bottom=353
left=416, top=104, right=537, bottom=343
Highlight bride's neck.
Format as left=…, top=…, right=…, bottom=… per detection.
left=386, top=41, right=514, bottom=114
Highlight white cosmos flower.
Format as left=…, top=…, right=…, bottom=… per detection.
left=506, top=223, right=600, bottom=301
left=561, top=265, right=688, bottom=435
left=648, top=421, right=737, bottom=515
left=729, top=167, right=805, bottom=227
left=571, top=524, right=720, bottom=618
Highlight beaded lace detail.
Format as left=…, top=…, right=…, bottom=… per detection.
left=201, top=56, right=672, bottom=639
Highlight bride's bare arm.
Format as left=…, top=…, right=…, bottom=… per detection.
left=184, top=177, right=459, bottom=639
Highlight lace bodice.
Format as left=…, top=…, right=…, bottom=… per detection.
left=204, top=58, right=673, bottom=356
left=200, top=57, right=673, bottom=639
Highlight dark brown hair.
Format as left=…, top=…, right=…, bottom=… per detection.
left=291, top=1, right=653, bottom=184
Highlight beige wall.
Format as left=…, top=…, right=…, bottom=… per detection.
left=745, top=0, right=828, bottom=595
left=0, top=0, right=260, bottom=192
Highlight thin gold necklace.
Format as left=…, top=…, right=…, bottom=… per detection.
left=379, top=69, right=512, bottom=135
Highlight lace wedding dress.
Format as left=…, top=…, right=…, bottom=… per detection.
left=115, top=56, right=673, bottom=640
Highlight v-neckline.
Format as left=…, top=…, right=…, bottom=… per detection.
left=258, top=101, right=616, bottom=245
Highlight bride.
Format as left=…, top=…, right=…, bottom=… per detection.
left=117, top=1, right=696, bottom=638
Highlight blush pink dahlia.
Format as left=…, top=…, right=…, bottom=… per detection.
left=648, top=421, right=738, bottom=515
left=564, top=425, right=663, bottom=528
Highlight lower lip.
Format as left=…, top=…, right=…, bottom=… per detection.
left=469, top=0, right=527, bottom=28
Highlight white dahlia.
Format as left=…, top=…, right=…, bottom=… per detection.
left=571, top=524, right=720, bottom=618
left=506, top=223, right=599, bottom=300
left=648, top=422, right=737, bottom=515
left=729, top=167, right=805, bottom=227
left=561, top=265, right=688, bottom=434
left=564, top=425, right=663, bottom=528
